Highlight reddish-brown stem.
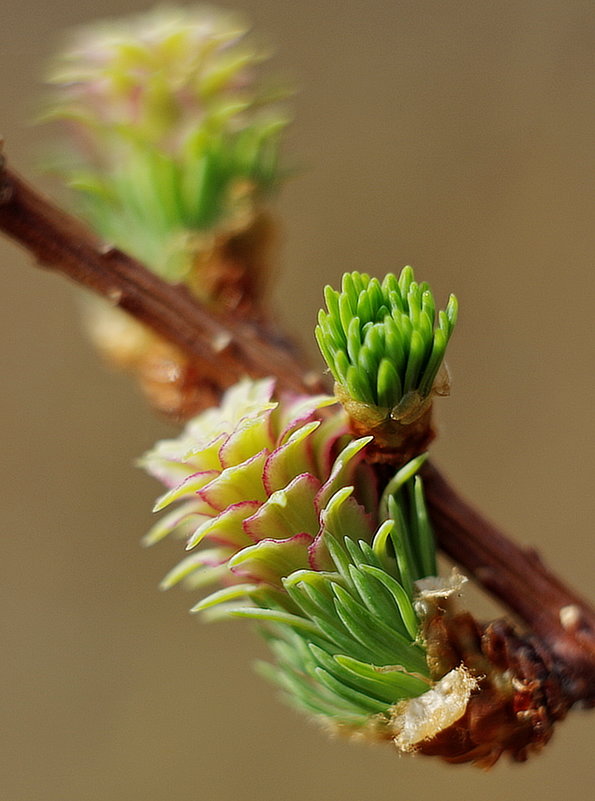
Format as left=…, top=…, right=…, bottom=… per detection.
left=0, top=160, right=320, bottom=397
left=422, top=461, right=595, bottom=704
left=1, top=156, right=594, bottom=706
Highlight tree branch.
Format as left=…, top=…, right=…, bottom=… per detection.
left=422, top=461, right=595, bottom=704
left=1, top=154, right=594, bottom=706
left=0, top=157, right=321, bottom=397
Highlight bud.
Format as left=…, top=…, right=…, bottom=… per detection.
left=44, top=6, right=290, bottom=417
left=140, top=378, right=475, bottom=743
left=45, top=5, right=289, bottom=275
left=316, top=268, right=457, bottom=462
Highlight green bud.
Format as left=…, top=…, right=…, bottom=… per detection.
left=43, top=5, right=291, bottom=279
left=316, top=267, right=458, bottom=412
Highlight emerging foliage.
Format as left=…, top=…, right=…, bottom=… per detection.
left=316, top=268, right=457, bottom=411
left=44, top=5, right=290, bottom=281
left=142, top=378, right=449, bottom=733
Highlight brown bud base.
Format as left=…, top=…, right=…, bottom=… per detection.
left=187, top=211, right=276, bottom=321
left=336, top=385, right=436, bottom=466
left=82, top=302, right=226, bottom=419
left=132, top=339, right=222, bottom=420
left=415, top=611, right=571, bottom=767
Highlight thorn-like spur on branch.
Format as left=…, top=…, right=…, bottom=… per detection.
left=422, top=461, right=595, bottom=706
left=0, top=156, right=322, bottom=397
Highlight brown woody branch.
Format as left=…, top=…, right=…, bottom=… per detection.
left=0, top=157, right=321, bottom=397
left=1, top=155, right=594, bottom=706
left=422, top=462, right=595, bottom=705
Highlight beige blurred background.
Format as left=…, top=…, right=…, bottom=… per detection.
left=1, top=1, right=594, bottom=799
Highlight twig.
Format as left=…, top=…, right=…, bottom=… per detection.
left=423, top=461, right=595, bottom=704
left=1, top=155, right=594, bottom=706
left=0, top=158, right=321, bottom=397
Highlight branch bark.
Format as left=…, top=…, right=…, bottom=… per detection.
left=1, top=155, right=594, bottom=706
left=422, top=461, right=595, bottom=704
left=0, top=158, right=321, bottom=397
